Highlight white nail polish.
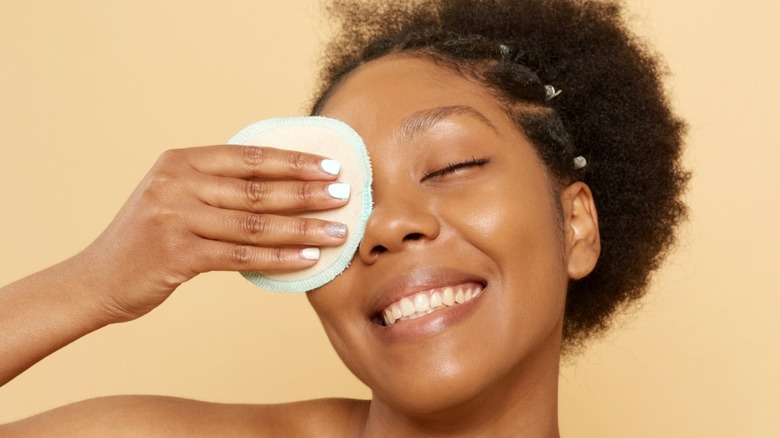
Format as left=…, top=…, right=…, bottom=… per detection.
left=301, top=248, right=320, bottom=260
left=320, top=159, right=341, bottom=175
left=327, top=183, right=351, bottom=200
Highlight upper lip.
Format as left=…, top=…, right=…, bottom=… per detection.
left=367, top=267, right=487, bottom=319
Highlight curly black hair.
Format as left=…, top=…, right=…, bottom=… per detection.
left=310, top=0, right=689, bottom=349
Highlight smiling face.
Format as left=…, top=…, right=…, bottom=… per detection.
left=307, top=56, right=596, bottom=418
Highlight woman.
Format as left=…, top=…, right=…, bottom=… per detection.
left=0, top=0, right=687, bottom=436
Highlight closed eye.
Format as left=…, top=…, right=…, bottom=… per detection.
left=421, top=157, right=490, bottom=181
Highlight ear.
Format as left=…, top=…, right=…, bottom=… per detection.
left=560, top=182, right=600, bottom=280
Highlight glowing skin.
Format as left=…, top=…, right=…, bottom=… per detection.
left=307, top=56, right=599, bottom=436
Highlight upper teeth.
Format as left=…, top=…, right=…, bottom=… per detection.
left=381, top=284, right=483, bottom=326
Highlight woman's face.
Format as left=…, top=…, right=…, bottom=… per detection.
left=308, top=56, right=592, bottom=413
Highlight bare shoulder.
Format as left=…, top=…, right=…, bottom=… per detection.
left=0, top=395, right=369, bottom=437
left=264, top=397, right=370, bottom=436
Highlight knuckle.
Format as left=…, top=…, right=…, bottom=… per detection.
left=145, top=152, right=188, bottom=200
left=142, top=202, right=184, bottom=233
left=269, top=247, right=288, bottom=265
left=231, top=245, right=252, bottom=265
left=141, top=173, right=182, bottom=208
left=145, top=173, right=176, bottom=195
left=245, top=180, right=268, bottom=208
left=156, top=149, right=181, bottom=168
left=242, top=146, right=268, bottom=168
left=296, top=181, right=315, bottom=203
left=287, top=151, right=308, bottom=172
left=149, top=209, right=180, bottom=228
left=243, top=213, right=269, bottom=237
left=294, top=217, right=314, bottom=237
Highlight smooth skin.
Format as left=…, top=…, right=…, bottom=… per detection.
left=0, top=56, right=599, bottom=437
left=309, top=56, right=600, bottom=437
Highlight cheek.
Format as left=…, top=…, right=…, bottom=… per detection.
left=441, top=172, right=563, bottom=263
left=439, top=171, right=568, bottom=312
left=306, top=277, right=374, bottom=381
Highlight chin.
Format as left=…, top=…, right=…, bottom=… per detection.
left=358, top=317, right=565, bottom=421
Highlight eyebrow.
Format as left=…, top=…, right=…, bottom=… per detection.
left=398, top=105, right=502, bottom=141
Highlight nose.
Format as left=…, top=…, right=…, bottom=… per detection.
left=357, top=193, right=441, bottom=264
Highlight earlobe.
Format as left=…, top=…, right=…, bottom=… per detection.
left=561, top=182, right=601, bottom=280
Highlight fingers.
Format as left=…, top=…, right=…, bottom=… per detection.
left=139, top=145, right=352, bottom=276
left=170, top=145, right=341, bottom=180
left=195, top=240, right=322, bottom=274
left=190, top=204, right=348, bottom=248
left=196, top=174, right=350, bottom=214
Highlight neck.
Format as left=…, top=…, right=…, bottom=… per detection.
left=360, top=333, right=563, bottom=438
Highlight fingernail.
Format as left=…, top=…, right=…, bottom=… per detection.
left=327, top=183, right=351, bottom=200
left=326, top=222, right=348, bottom=239
left=320, top=159, right=341, bottom=175
left=301, top=247, right=320, bottom=260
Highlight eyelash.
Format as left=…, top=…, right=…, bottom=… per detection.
left=422, top=157, right=490, bottom=181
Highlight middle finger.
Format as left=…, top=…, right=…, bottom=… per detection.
left=196, top=174, right=351, bottom=214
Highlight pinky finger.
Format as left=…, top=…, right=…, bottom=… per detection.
left=197, top=240, right=321, bottom=274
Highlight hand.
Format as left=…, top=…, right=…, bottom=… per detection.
left=78, top=145, right=349, bottom=322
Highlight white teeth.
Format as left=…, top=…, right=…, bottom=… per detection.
left=391, top=305, right=402, bottom=321
left=383, top=303, right=403, bottom=326
left=442, top=288, right=455, bottom=306
left=381, top=285, right=484, bottom=327
left=383, top=308, right=393, bottom=323
left=413, top=293, right=430, bottom=312
left=430, top=291, right=443, bottom=308
left=400, top=298, right=415, bottom=317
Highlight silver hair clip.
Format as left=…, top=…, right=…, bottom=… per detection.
left=498, top=44, right=511, bottom=58
left=573, top=156, right=587, bottom=170
left=544, top=85, right=563, bottom=101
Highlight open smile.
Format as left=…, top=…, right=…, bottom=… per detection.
left=375, top=282, right=485, bottom=327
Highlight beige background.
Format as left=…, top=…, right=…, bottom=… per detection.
left=1, top=0, right=777, bottom=435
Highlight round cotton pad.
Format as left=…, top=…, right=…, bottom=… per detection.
left=227, top=117, right=372, bottom=292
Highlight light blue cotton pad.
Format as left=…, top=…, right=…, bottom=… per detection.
left=227, top=117, right=372, bottom=292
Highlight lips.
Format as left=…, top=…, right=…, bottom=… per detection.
left=381, top=282, right=484, bottom=326
left=367, top=267, right=487, bottom=328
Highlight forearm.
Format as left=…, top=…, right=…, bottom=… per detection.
left=0, top=144, right=348, bottom=389
left=0, top=252, right=115, bottom=387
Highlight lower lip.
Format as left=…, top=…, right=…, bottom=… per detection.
left=370, top=286, right=487, bottom=343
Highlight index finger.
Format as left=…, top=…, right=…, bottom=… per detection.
left=183, top=145, right=341, bottom=180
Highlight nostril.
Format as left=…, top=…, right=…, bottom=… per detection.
left=372, top=245, right=388, bottom=255
left=403, top=232, right=424, bottom=242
